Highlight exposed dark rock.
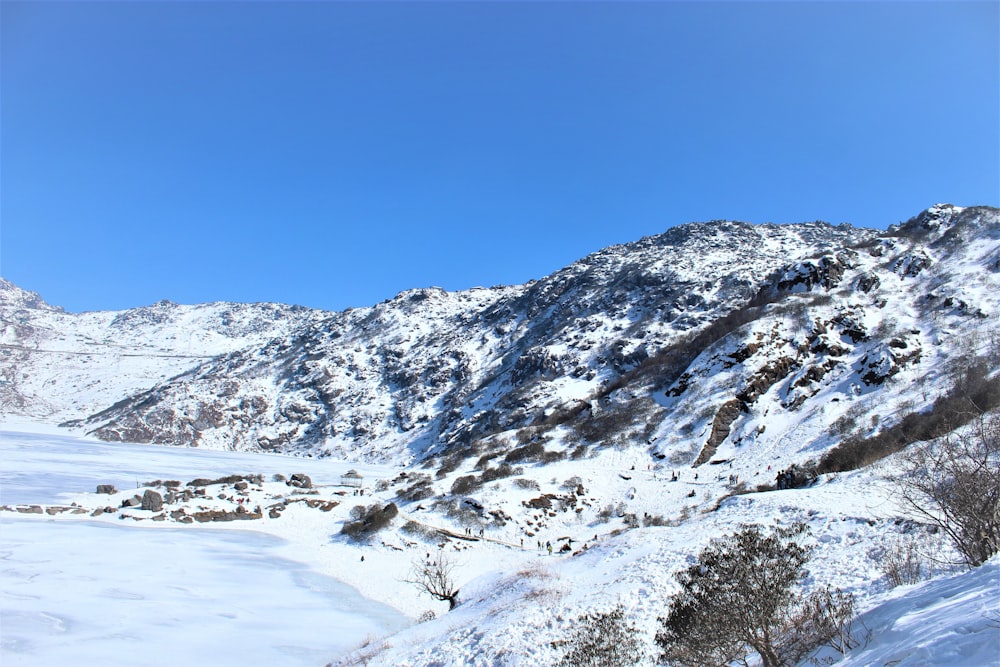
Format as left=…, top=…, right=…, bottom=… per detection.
left=288, top=473, right=313, bottom=489
left=141, top=489, right=163, bottom=512
left=696, top=399, right=744, bottom=466
left=96, top=484, right=117, bottom=495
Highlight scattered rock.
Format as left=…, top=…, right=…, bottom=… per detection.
left=142, top=489, right=164, bottom=512
left=288, top=473, right=313, bottom=489
left=96, top=484, right=117, bottom=495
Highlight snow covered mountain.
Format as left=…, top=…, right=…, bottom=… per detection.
left=3, top=204, right=998, bottom=474
left=3, top=203, right=999, bottom=667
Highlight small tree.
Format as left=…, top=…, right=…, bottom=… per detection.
left=407, top=551, right=460, bottom=610
left=895, top=413, right=1000, bottom=567
left=557, top=604, right=645, bottom=667
left=656, top=522, right=857, bottom=667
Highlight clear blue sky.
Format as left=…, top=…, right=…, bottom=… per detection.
left=2, top=1, right=997, bottom=313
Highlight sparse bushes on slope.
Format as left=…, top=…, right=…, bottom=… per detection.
left=818, top=363, right=1000, bottom=474
left=655, top=522, right=859, bottom=667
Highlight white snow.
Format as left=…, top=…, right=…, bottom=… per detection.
left=0, top=428, right=407, bottom=667
left=3, top=425, right=998, bottom=666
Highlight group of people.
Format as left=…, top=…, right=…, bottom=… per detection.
left=775, top=468, right=798, bottom=490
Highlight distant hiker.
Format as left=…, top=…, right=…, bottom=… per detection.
left=360, top=555, right=365, bottom=562
left=547, top=543, right=553, bottom=556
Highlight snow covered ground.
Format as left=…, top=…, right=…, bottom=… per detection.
left=0, top=427, right=408, bottom=667
left=2, top=425, right=998, bottom=666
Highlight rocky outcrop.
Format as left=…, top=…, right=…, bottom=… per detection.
left=141, top=489, right=163, bottom=512
left=696, top=399, right=744, bottom=466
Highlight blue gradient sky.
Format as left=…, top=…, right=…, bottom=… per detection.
left=2, top=1, right=997, bottom=313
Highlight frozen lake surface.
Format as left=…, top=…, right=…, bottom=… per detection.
left=0, top=428, right=408, bottom=667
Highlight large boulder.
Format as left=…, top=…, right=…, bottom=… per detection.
left=288, top=473, right=313, bottom=489
left=141, top=489, right=163, bottom=512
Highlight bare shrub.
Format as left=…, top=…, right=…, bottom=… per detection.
left=656, top=523, right=859, bottom=667
left=894, top=413, right=1000, bottom=567
left=481, top=463, right=519, bottom=484
left=436, top=453, right=464, bottom=478
left=505, top=441, right=546, bottom=463
left=341, top=503, right=398, bottom=540
left=513, top=477, right=540, bottom=491
left=396, top=473, right=434, bottom=502
left=879, top=537, right=927, bottom=588
left=819, top=363, right=1000, bottom=474
left=450, top=475, right=481, bottom=495
left=401, top=520, right=437, bottom=542
left=327, top=636, right=392, bottom=667
left=557, top=604, right=646, bottom=667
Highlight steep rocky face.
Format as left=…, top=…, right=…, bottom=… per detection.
left=5, top=205, right=997, bottom=471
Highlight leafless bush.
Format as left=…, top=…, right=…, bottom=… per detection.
left=879, top=537, right=927, bottom=588
left=513, top=477, right=540, bottom=491
left=327, top=636, right=392, bottom=667
left=820, top=363, right=1000, bottom=473
left=341, top=503, right=398, bottom=540
left=557, top=604, right=646, bottom=667
left=894, top=413, right=1000, bottom=567
left=401, top=520, right=437, bottom=542
left=450, top=475, right=481, bottom=495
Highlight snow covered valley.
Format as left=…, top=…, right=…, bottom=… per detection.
left=2, top=426, right=997, bottom=666
left=1, top=427, right=407, bottom=667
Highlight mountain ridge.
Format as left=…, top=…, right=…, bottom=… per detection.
left=3, top=205, right=997, bottom=475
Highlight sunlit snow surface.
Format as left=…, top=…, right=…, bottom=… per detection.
left=0, top=428, right=407, bottom=667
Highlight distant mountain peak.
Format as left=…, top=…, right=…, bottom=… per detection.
left=0, top=278, right=62, bottom=313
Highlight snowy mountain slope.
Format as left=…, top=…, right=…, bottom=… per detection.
left=4, top=205, right=997, bottom=474
left=48, top=218, right=889, bottom=462
left=0, top=279, right=330, bottom=422
left=2, top=203, right=998, bottom=666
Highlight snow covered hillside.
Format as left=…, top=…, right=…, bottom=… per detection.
left=0, top=280, right=329, bottom=423
left=2, top=204, right=998, bottom=666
